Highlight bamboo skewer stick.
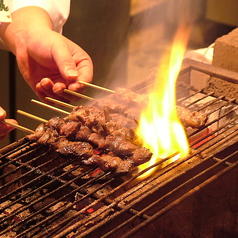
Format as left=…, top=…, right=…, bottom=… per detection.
left=3, top=120, right=34, bottom=134
left=78, top=81, right=115, bottom=93
left=2, top=82, right=117, bottom=138
left=17, top=110, right=48, bottom=123
left=45, top=97, right=74, bottom=109
left=2, top=81, right=115, bottom=137
left=64, top=89, right=95, bottom=101
left=31, top=99, right=70, bottom=115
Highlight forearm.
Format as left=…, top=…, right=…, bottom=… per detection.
left=0, top=6, right=53, bottom=54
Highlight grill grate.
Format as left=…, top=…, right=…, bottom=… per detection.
left=0, top=59, right=238, bottom=237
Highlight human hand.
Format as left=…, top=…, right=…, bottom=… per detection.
left=1, top=6, right=93, bottom=103
left=0, top=107, right=18, bottom=142
left=15, top=28, right=93, bottom=103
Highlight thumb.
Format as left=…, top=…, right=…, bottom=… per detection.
left=52, top=40, right=79, bottom=81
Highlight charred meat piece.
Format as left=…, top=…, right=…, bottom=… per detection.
left=27, top=123, right=59, bottom=145
left=87, top=133, right=106, bottom=148
left=90, top=122, right=107, bottom=135
left=68, top=106, right=110, bottom=136
left=68, top=105, right=106, bottom=126
left=93, top=97, right=128, bottom=114
left=55, top=138, right=94, bottom=158
left=87, top=131, right=150, bottom=166
left=124, top=108, right=141, bottom=120
left=83, top=154, right=134, bottom=174
left=27, top=123, right=45, bottom=141
left=115, top=158, right=134, bottom=174
left=111, top=128, right=136, bottom=142
left=114, top=87, right=148, bottom=107
left=45, top=116, right=66, bottom=131
left=83, top=154, right=122, bottom=171
left=75, top=125, right=92, bottom=141
left=177, top=106, right=207, bottom=128
left=103, top=114, right=137, bottom=135
left=130, top=147, right=152, bottom=166
left=37, top=127, right=59, bottom=145
left=109, top=113, right=137, bottom=129
left=59, top=121, right=81, bottom=140
left=104, top=120, right=122, bottom=135
left=101, top=135, right=138, bottom=157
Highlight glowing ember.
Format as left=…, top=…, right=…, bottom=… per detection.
left=137, top=24, right=191, bottom=178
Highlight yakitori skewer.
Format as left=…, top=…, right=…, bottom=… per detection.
left=45, top=97, right=74, bottom=109
left=3, top=120, right=34, bottom=134
left=78, top=81, right=115, bottom=93
left=31, top=99, right=70, bottom=115
left=64, top=89, right=95, bottom=101
left=17, top=110, right=47, bottom=123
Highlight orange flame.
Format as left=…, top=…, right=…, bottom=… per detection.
left=136, top=24, right=191, bottom=178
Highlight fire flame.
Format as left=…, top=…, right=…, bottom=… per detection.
left=136, top=24, right=191, bottom=178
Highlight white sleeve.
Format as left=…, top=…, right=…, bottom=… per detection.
left=8, top=0, right=70, bottom=33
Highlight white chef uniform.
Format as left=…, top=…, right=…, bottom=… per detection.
left=8, top=0, right=70, bottom=33
left=0, top=0, right=70, bottom=49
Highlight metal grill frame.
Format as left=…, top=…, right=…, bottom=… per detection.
left=0, top=59, right=238, bottom=238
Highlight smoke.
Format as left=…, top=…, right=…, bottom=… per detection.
left=124, top=0, right=206, bottom=88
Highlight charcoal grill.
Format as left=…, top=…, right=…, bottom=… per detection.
left=0, top=58, right=238, bottom=238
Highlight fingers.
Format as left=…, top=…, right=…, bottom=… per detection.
left=0, top=119, right=18, bottom=142
left=22, top=32, right=93, bottom=104
left=0, top=107, right=17, bottom=128
left=36, top=78, right=85, bottom=103
left=0, top=107, right=7, bottom=120
left=53, top=82, right=85, bottom=102
left=3, top=119, right=18, bottom=129
left=75, top=59, right=94, bottom=86
left=36, top=38, right=93, bottom=103
left=36, top=80, right=69, bottom=103
left=52, top=36, right=93, bottom=83
left=51, top=38, right=79, bottom=82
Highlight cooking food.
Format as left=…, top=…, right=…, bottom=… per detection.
left=27, top=106, right=152, bottom=174
left=176, top=105, right=208, bottom=128
left=27, top=87, right=207, bottom=174
left=94, top=87, right=208, bottom=128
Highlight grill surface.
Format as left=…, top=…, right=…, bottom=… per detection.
left=0, top=59, right=238, bottom=237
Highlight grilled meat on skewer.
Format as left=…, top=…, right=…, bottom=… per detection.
left=114, top=87, right=148, bottom=106
left=83, top=154, right=134, bottom=174
left=27, top=113, right=151, bottom=174
left=27, top=86, right=207, bottom=175
left=94, top=87, right=208, bottom=129
left=55, top=138, right=94, bottom=158
left=59, top=121, right=82, bottom=139
left=93, top=98, right=128, bottom=114
left=68, top=105, right=105, bottom=124
left=176, top=105, right=208, bottom=128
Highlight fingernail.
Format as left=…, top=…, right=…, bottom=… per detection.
left=66, top=68, right=78, bottom=77
left=54, top=88, right=64, bottom=93
left=41, top=82, right=51, bottom=90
